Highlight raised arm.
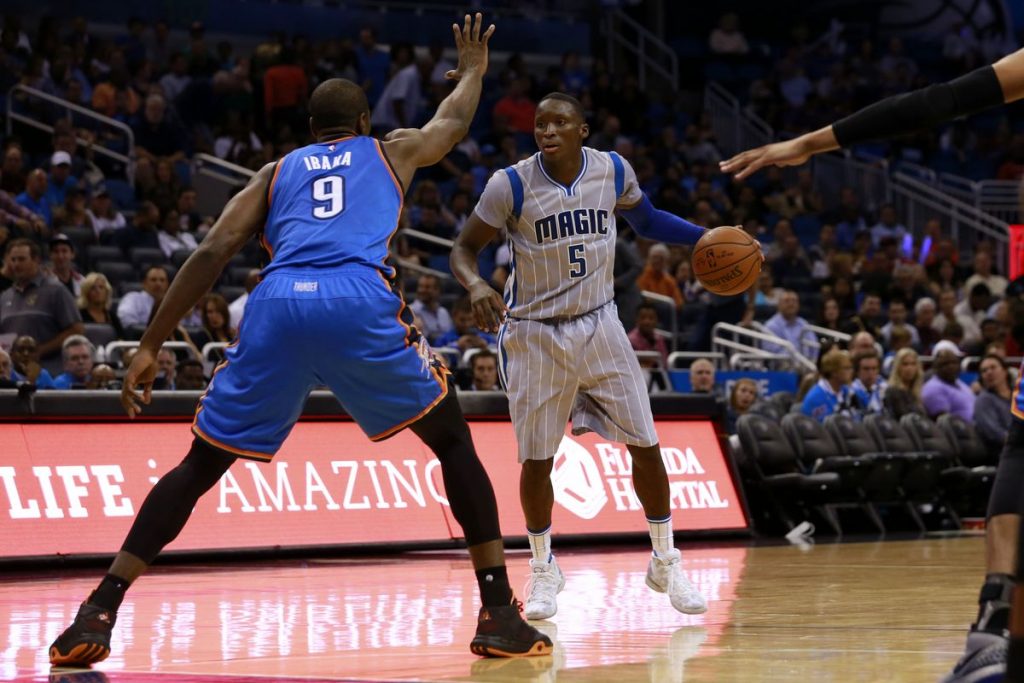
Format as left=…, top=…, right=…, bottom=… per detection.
left=121, top=162, right=276, bottom=417
left=382, top=13, right=495, bottom=190
left=720, top=47, right=1024, bottom=179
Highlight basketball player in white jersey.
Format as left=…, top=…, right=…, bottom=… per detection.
left=452, top=93, right=733, bottom=619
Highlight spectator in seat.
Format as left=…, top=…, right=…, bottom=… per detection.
left=0, top=348, right=14, bottom=387
left=843, top=292, right=884, bottom=338
left=922, top=347, right=975, bottom=421
left=370, top=43, right=420, bottom=131
left=753, top=269, right=782, bottom=306
left=770, top=235, right=812, bottom=288
left=9, top=335, right=56, bottom=388
left=263, top=48, right=309, bottom=132
left=175, top=358, right=207, bottom=390
left=1, top=145, right=26, bottom=195
left=0, top=239, right=83, bottom=369
left=801, top=347, right=857, bottom=422
left=228, top=268, right=260, bottom=330
left=888, top=325, right=914, bottom=357
left=86, top=363, right=117, bottom=390
left=964, top=251, right=1007, bottom=299
left=880, top=298, right=919, bottom=350
left=914, top=297, right=941, bottom=354
left=15, top=169, right=52, bottom=230
left=849, top=331, right=878, bottom=358
left=117, top=265, right=169, bottom=327
left=355, top=26, right=391, bottom=107
left=764, top=290, right=816, bottom=360
left=133, top=94, right=187, bottom=163
left=934, top=288, right=981, bottom=347
left=45, top=152, right=79, bottom=210
left=87, top=187, right=126, bottom=239
left=47, top=233, right=83, bottom=298
left=77, top=272, right=125, bottom=339
left=628, top=302, right=669, bottom=367
left=435, top=297, right=495, bottom=352
left=975, top=354, right=1013, bottom=450
left=53, top=188, right=94, bottom=235
left=954, top=283, right=994, bottom=329
left=869, top=203, right=907, bottom=248
left=967, top=318, right=1006, bottom=357
left=51, top=334, right=94, bottom=389
left=115, top=201, right=161, bottom=255
left=709, top=12, right=750, bottom=56
left=637, top=243, right=684, bottom=309
left=157, top=209, right=197, bottom=259
left=155, top=346, right=177, bottom=390
left=725, top=378, right=759, bottom=433
left=888, top=264, right=930, bottom=306
left=468, top=348, right=500, bottom=391
left=816, top=296, right=843, bottom=333
left=409, top=274, right=453, bottom=344
left=880, top=350, right=929, bottom=419
left=159, top=52, right=191, bottom=102
left=689, top=358, right=718, bottom=396
left=195, top=292, right=235, bottom=353
left=492, top=77, right=537, bottom=136
left=851, top=350, right=886, bottom=415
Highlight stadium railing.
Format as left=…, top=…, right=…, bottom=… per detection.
left=667, top=351, right=727, bottom=369
left=192, top=153, right=255, bottom=219
left=711, top=321, right=817, bottom=373
left=602, top=9, right=678, bottom=92
left=6, top=84, right=136, bottom=185
left=639, top=290, right=679, bottom=353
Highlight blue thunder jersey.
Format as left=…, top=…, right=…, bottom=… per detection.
left=261, top=135, right=403, bottom=277
left=192, top=134, right=453, bottom=457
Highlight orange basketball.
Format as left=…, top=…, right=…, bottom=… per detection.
left=691, top=226, right=762, bottom=296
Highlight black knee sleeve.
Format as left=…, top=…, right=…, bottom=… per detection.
left=987, top=422, right=1024, bottom=519
left=121, top=438, right=236, bottom=563
left=410, top=388, right=502, bottom=546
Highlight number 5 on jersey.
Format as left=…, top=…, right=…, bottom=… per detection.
left=567, top=243, right=587, bottom=278
left=312, top=175, right=345, bottom=218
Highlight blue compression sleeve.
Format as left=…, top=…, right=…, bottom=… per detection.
left=619, top=195, right=706, bottom=245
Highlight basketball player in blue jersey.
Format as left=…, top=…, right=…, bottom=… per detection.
left=48, top=15, right=552, bottom=665
left=721, top=49, right=1024, bottom=683
left=452, top=93, right=729, bottom=620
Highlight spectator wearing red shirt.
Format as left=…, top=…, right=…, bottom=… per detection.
left=264, top=48, right=308, bottom=131
left=628, top=302, right=669, bottom=367
left=492, top=78, right=536, bottom=135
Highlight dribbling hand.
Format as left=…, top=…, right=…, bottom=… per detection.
left=469, top=281, right=507, bottom=334
left=446, top=12, right=496, bottom=82
left=121, top=347, right=159, bottom=418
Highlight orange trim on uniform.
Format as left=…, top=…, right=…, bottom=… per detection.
left=368, top=364, right=450, bottom=442
left=373, top=139, right=405, bottom=200
left=266, top=161, right=283, bottom=207
left=192, top=424, right=275, bottom=461
left=259, top=231, right=275, bottom=260
left=1012, top=383, right=1024, bottom=420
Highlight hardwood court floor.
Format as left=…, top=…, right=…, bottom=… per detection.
left=5, top=536, right=985, bottom=682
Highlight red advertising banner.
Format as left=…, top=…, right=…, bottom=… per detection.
left=0, top=420, right=745, bottom=559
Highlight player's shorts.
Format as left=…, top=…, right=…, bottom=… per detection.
left=192, top=266, right=448, bottom=460
left=497, top=301, right=658, bottom=463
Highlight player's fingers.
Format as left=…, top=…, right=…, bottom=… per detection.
left=472, top=12, right=482, bottom=42
left=143, top=383, right=152, bottom=405
left=482, top=24, right=496, bottom=44
left=463, top=13, right=471, bottom=41
left=734, top=155, right=766, bottom=180
left=451, top=23, right=463, bottom=50
left=444, top=69, right=459, bottom=80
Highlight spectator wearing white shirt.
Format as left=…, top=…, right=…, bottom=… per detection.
left=953, top=283, right=994, bottom=329
left=157, top=209, right=198, bottom=259
left=371, top=43, right=423, bottom=131
left=933, top=288, right=981, bottom=347
left=964, top=251, right=1007, bottom=299
left=869, top=204, right=907, bottom=248
left=228, top=269, right=260, bottom=329
left=880, top=299, right=920, bottom=350
left=764, top=290, right=817, bottom=361
left=409, top=274, right=453, bottom=344
left=159, top=53, right=191, bottom=102
left=708, top=12, right=750, bottom=55
left=117, top=265, right=169, bottom=327
left=86, top=187, right=126, bottom=238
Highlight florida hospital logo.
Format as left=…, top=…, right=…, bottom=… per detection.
left=551, top=436, right=608, bottom=519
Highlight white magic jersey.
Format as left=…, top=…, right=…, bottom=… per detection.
left=474, top=147, right=643, bottom=321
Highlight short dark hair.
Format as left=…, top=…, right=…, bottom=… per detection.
left=538, top=92, right=585, bottom=120
left=5, top=238, right=40, bottom=260
left=471, top=349, right=496, bottom=368
left=636, top=302, right=659, bottom=317
left=309, top=79, right=369, bottom=133
left=852, top=349, right=879, bottom=373
left=145, top=265, right=169, bottom=279
left=178, top=358, right=204, bottom=373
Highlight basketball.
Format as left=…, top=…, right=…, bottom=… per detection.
left=691, top=226, right=762, bottom=296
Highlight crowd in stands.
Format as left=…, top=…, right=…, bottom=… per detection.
left=0, top=11, right=1021, bottom=430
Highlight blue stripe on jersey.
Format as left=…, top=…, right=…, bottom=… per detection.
left=536, top=150, right=588, bottom=196
left=609, top=151, right=625, bottom=198
left=504, top=167, right=524, bottom=218
left=509, top=242, right=518, bottom=307
left=496, top=323, right=509, bottom=390
left=261, top=136, right=403, bottom=276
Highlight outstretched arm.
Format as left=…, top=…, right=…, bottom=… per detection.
left=720, top=47, right=1024, bottom=179
left=121, top=162, right=275, bottom=417
left=382, top=13, right=494, bottom=190
left=619, top=196, right=706, bottom=245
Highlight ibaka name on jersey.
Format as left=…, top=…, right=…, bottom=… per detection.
left=301, top=151, right=353, bottom=172
left=534, top=208, right=609, bottom=244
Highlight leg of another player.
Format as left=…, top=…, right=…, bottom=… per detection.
left=519, top=458, right=566, bottom=620
left=49, top=438, right=237, bottom=666
left=628, top=443, right=707, bottom=615
left=410, top=390, right=552, bottom=657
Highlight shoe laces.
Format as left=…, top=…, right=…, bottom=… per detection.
left=526, top=563, right=560, bottom=597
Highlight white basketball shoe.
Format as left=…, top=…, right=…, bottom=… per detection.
left=524, top=557, right=566, bottom=620
left=645, top=549, right=708, bottom=614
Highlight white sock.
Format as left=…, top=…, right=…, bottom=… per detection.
left=527, top=526, right=552, bottom=563
left=648, top=515, right=673, bottom=558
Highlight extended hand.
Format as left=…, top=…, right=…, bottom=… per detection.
left=469, top=280, right=507, bottom=334
left=719, top=137, right=813, bottom=180
left=121, top=347, right=159, bottom=418
left=446, top=13, right=496, bottom=82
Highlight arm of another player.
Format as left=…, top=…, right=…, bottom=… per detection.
left=451, top=212, right=505, bottom=334
left=720, top=47, right=1024, bottom=179
left=121, top=161, right=276, bottom=417
left=381, top=13, right=494, bottom=190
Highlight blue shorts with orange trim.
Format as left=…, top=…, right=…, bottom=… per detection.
left=193, top=266, right=448, bottom=460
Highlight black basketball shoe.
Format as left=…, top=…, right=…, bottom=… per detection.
left=49, top=602, right=116, bottom=667
left=470, top=599, right=553, bottom=658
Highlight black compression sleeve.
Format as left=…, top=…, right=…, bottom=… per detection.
left=832, top=65, right=1004, bottom=147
